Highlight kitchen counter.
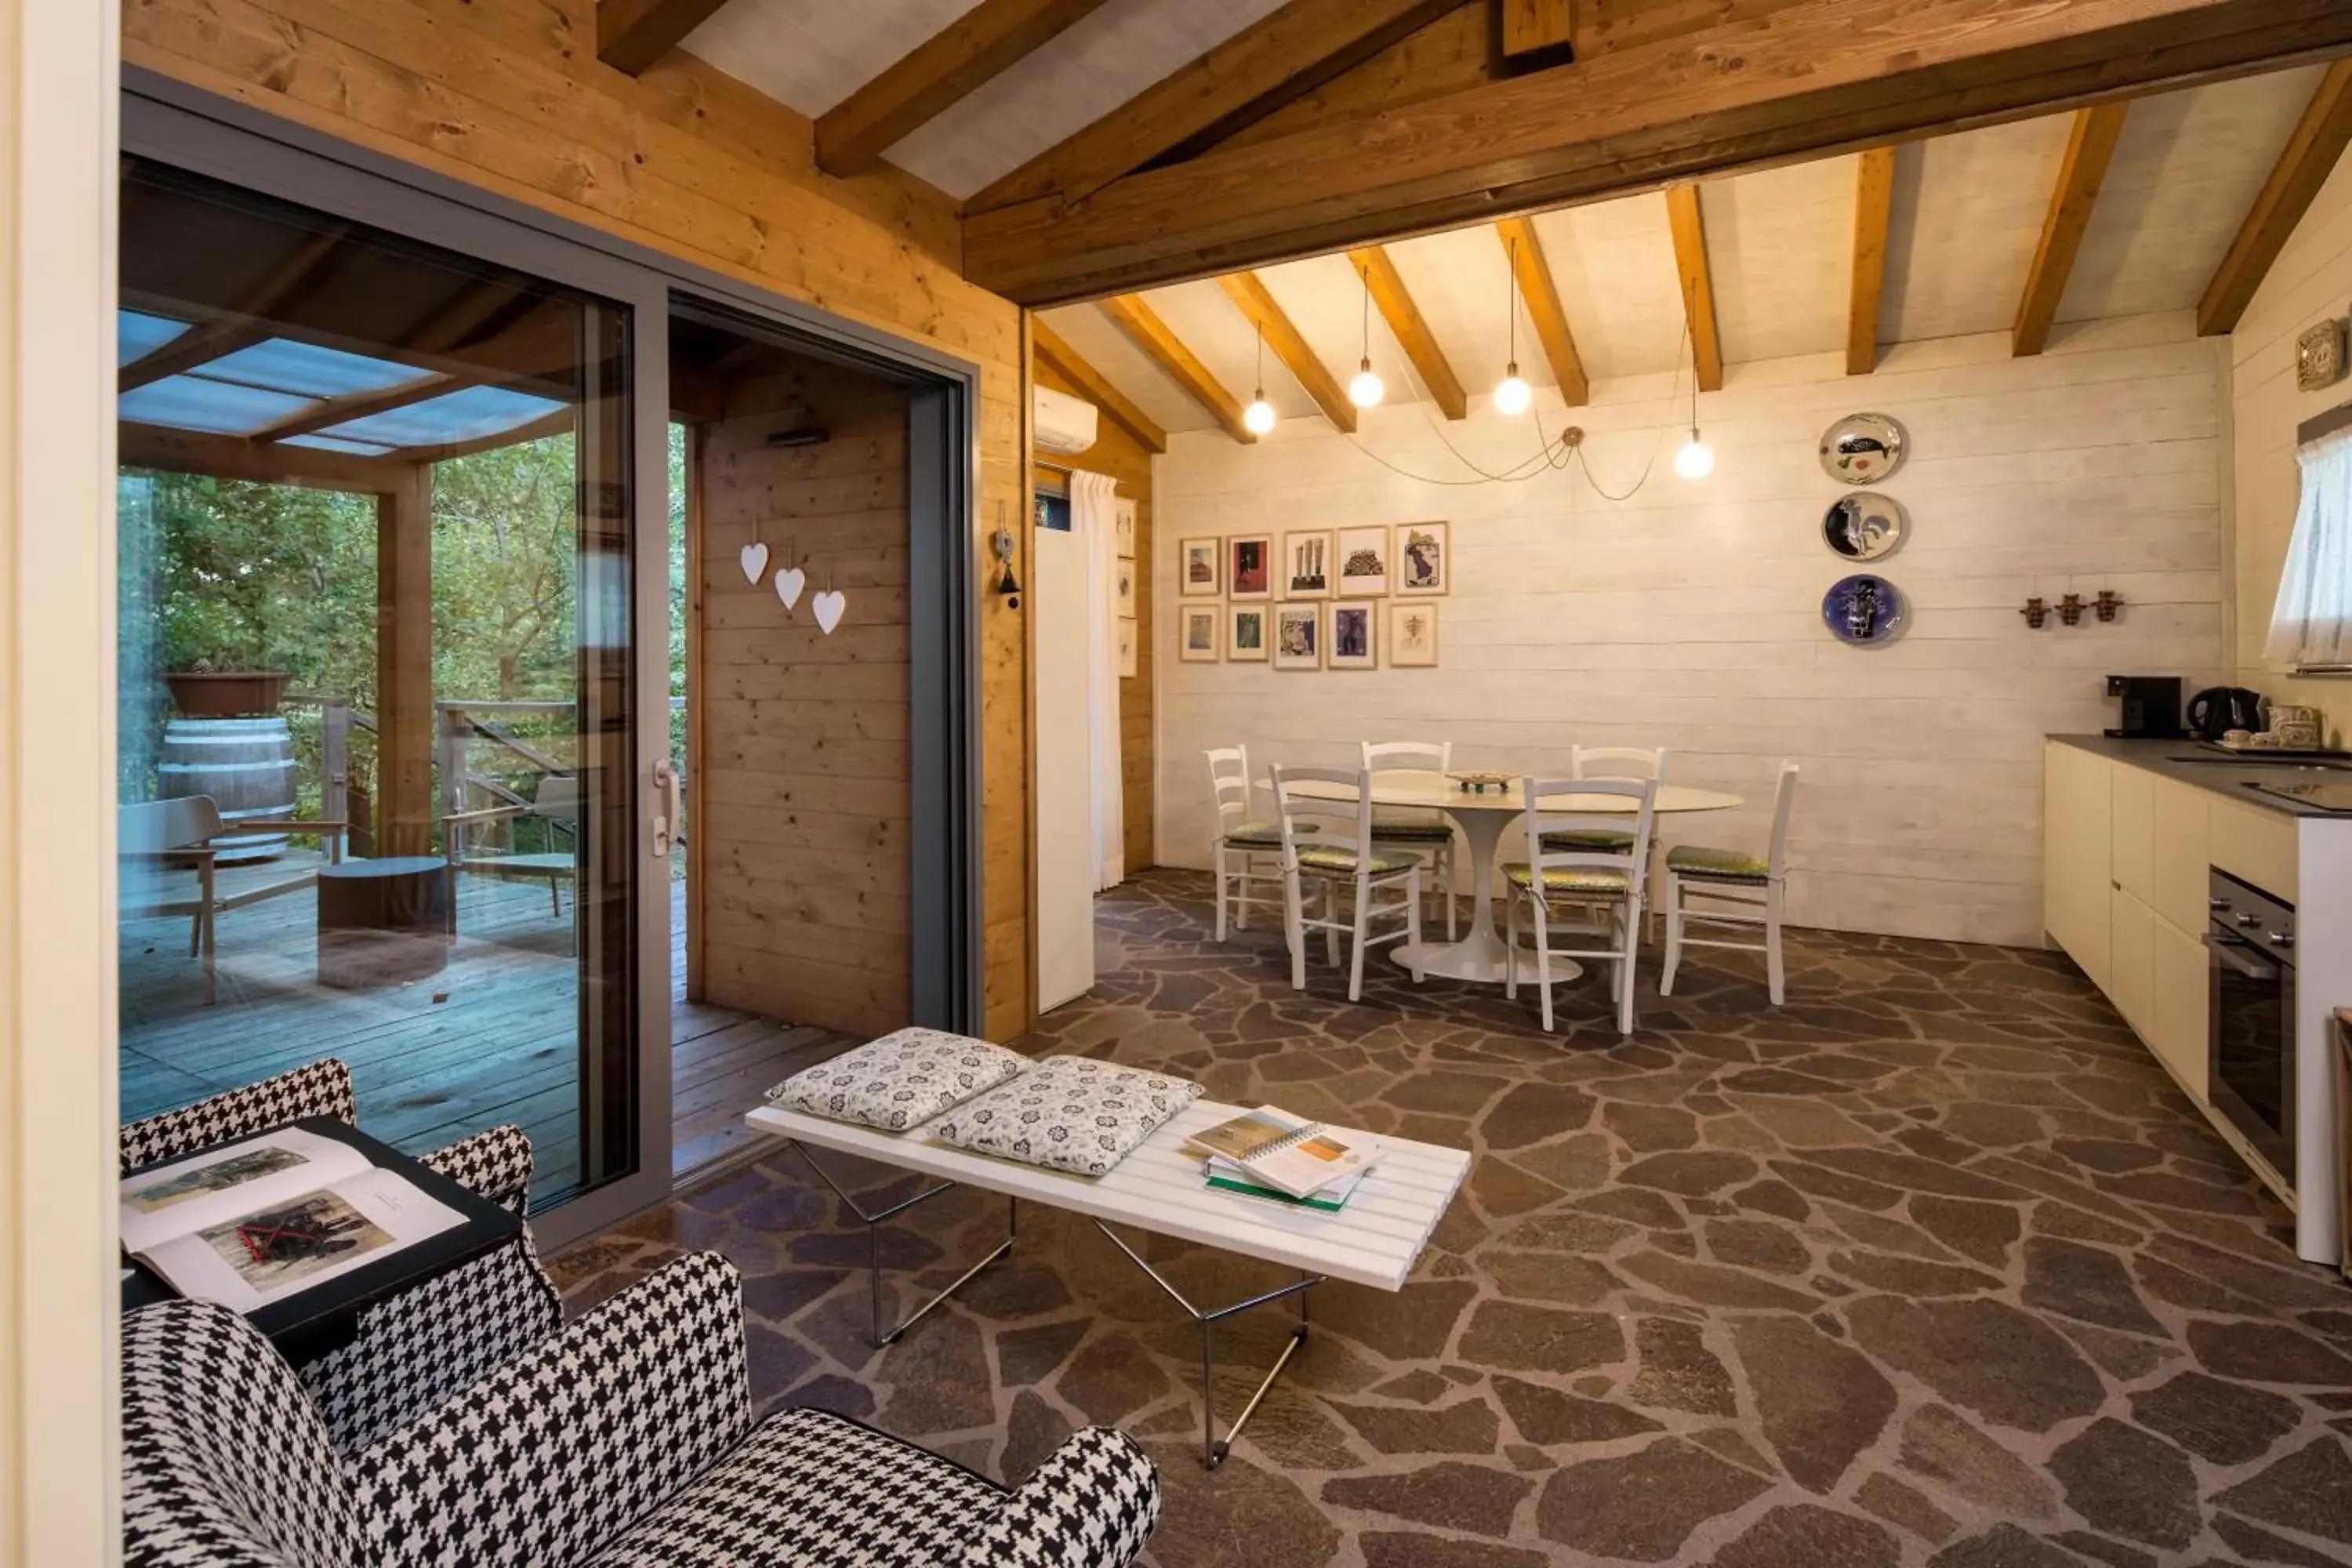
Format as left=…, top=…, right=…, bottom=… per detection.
left=2047, top=734, right=2352, bottom=819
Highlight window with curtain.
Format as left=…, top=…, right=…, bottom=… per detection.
left=2268, top=428, right=2352, bottom=668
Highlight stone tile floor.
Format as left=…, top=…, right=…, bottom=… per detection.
left=553, top=869, right=2352, bottom=1567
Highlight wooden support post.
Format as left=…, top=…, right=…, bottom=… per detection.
left=375, top=468, right=435, bottom=858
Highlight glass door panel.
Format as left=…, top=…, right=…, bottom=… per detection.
left=115, top=158, right=639, bottom=1207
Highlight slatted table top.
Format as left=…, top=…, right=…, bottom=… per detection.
left=745, top=1098, right=1472, bottom=1292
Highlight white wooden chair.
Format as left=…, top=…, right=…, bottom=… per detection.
left=1205, top=746, right=1287, bottom=942
left=443, top=772, right=579, bottom=928
left=119, top=795, right=346, bottom=1005
left=1502, top=776, right=1657, bottom=1034
left=1662, top=761, right=1800, bottom=1005
left=1270, top=765, right=1425, bottom=1001
left=1360, top=739, right=1459, bottom=940
left=1548, top=746, right=1669, bottom=935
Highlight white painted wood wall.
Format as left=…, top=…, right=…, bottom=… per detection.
left=1154, top=316, right=2229, bottom=948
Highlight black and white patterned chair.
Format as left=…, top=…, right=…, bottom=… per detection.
left=120, top=1058, right=563, bottom=1454
left=123, top=1250, right=1161, bottom=1568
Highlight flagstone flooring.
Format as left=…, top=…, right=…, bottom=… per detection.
left=552, top=869, right=2352, bottom=1567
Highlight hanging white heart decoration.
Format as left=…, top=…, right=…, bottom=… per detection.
left=739, top=541, right=769, bottom=585
left=811, top=589, right=847, bottom=635
left=774, top=566, right=806, bottom=611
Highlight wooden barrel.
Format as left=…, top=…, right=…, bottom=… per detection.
left=158, top=716, right=296, bottom=863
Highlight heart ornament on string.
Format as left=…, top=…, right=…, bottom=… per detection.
left=811, top=589, right=847, bottom=635
left=774, top=566, right=806, bottom=612
left=739, top=541, right=769, bottom=585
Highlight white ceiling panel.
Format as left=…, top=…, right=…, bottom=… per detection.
left=1373, top=229, right=1518, bottom=401
left=1531, top=195, right=1687, bottom=381
left=681, top=0, right=985, bottom=119
left=1703, top=154, right=1859, bottom=365
left=1881, top=116, right=2074, bottom=345
left=1038, top=303, right=1221, bottom=434
left=1253, top=252, right=1422, bottom=408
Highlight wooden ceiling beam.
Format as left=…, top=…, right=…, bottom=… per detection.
left=816, top=0, right=1117, bottom=178
left=1846, top=146, right=1898, bottom=375
left=1347, top=245, right=1467, bottom=421
left=1032, top=319, right=1168, bottom=454
left=969, top=0, right=1464, bottom=214
left=1664, top=184, right=1725, bottom=393
left=1097, top=296, right=1254, bottom=444
left=1501, top=0, right=1576, bottom=71
left=1493, top=218, right=1589, bottom=408
left=597, top=0, right=731, bottom=76
left=2013, top=103, right=2130, bottom=357
left=121, top=227, right=344, bottom=391
left=2198, top=59, right=2352, bottom=337
left=961, top=0, right=2352, bottom=305
left=245, top=373, right=464, bottom=445
left=1214, top=272, right=1356, bottom=434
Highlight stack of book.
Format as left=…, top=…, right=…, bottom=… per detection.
left=1186, top=1107, right=1380, bottom=1212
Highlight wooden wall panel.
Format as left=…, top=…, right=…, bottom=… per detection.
left=698, top=372, right=912, bottom=1037
left=1036, top=356, right=1156, bottom=871
left=126, top=0, right=1036, bottom=1038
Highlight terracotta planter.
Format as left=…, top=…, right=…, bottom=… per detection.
left=165, top=670, right=290, bottom=719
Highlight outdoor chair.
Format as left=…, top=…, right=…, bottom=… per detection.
left=444, top=771, right=579, bottom=927
left=118, top=794, right=345, bottom=1004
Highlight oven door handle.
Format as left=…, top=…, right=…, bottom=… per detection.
left=2205, top=931, right=2280, bottom=981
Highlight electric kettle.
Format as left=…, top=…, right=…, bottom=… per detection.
left=2187, top=687, right=2263, bottom=742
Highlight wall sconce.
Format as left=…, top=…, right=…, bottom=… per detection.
left=2020, top=596, right=2048, bottom=630
left=2057, top=593, right=2085, bottom=627
left=2094, top=589, right=2123, bottom=623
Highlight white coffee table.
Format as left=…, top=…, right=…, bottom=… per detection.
left=746, top=1098, right=1471, bottom=1468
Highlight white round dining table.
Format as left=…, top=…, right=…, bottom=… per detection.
left=1283, top=775, right=1744, bottom=985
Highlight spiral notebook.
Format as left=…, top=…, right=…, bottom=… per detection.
left=1185, top=1105, right=1377, bottom=1199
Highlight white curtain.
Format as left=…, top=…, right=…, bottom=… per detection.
left=1070, top=470, right=1125, bottom=891
left=2267, top=429, right=2352, bottom=667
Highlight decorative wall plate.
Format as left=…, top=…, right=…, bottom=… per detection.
left=1820, top=413, right=1907, bottom=485
left=1821, top=493, right=1908, bottom=561
left=2296, top=318, right=2347, bottom=392
left=1821, top=573, right=1907, bottom=646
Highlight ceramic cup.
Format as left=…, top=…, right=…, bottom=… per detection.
left=2277, top=721, right=2321, bottom=749
left=2247, top=732, right=2282, bottom=749
left=2223, top=729, right=2254, bottom=746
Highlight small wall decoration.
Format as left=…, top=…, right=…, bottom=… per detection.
left=1389, top=601, right=1439, bottom=667
left=1336, top=525, right=1391, bottom=596
left=2297, top=318, right=2347, bottom=392
left=1179, top=604, right=1221, bottom=662
left=811, top=586, right=848, bottom=635
left=1116, top=618, right=1138, bottom=678
left=1272, top=604, right=1321, bottom=670
left=1820, top=413, right=1907, bottom=485
left=1113, top=499, right=1138, bottom=560
left=1821, top=493, right=1908, bottom=561
left=1228, top=604, right=1268, bottom=662
left=1114, top=559, right=1136, bottom=619
left=739, top=539, right=770, bottom=586
left=774, top=564, right=806, bottom=612
left=1179, top=538, right=1220, bottom=597
left=1396, top=521, right=1449, bottom=595
left=1821, top=573, right=1907, bottom=646
left=1228, top=534, right=1272, bottom=600
left=1283, top=530, right=1334, bottom=598
left=1329, top=601, right=1377, bottom=669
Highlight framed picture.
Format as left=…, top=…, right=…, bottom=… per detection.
left=1329, top=601, right=1377, bottom=669
left=1116, top=618, right=1138, bottom=678
left=1396, top=521, right=1449, bottom=595
left=1272, top=604, right=1320, bottom=670
left=1179, top=604, right=1221, bottom=662
left=1389, top=601, right=1439, bottom=666
left=1336, top=525, right=1391, bottom=597
left=1282, top=529, right=1335, bottom=598
left=1113, top=499, right=1138, bottom=560
left=1228, top=604, right=1268, bottom=662
left=1228, top=533, right=1273, bottom=601
left=1180, top=537, right=1220, bottom=597
left=1114, top=558, right=1136, bottom=618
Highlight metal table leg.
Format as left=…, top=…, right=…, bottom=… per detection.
left=784, top=1140, right=1015, bottom=1347
left=1093, top=1220, right=1322, bottom=1469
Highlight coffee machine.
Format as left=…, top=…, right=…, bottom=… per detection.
left=2104, top=675, right=2183, bottom=739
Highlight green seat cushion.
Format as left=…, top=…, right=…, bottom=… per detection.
left=1503, top=862, right=1632, bottom=896
left=1221, top=819, right=1283, bottom=848
left=1537, top=828, right=1635, bottom=852
left=1294, top=845, right=1418, bottom=878
left=1668, top=844, right=1771, bottom=882
left=1370, top=812, right=1455, bottom=844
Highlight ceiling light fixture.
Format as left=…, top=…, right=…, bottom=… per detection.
left=1243, top=321, right=1277, bottom=435
left=1348, top=263, right=1385, bottom=409
left=1675, top=332, right=1713, bottom=479
left=1494, top=236, right=1531, bottom=416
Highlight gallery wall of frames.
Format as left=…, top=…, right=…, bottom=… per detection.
left=1152, top=316, right=2234, bottom=948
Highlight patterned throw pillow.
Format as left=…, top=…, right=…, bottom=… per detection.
left=931, top=1056, right=1203, bottom=1177
left=765, top=1029, right=1029, bottom=1131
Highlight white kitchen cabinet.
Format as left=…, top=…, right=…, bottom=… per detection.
left=2111, top=763, right=2154, bottom=906
left=2148, top=916, right=2209, bottom=1099
left=2150, top=775, right=2211, bottom=936
left=2044, top=742, right=2111, bottom=991
left=2107, top=887, right=2154, bottom=1041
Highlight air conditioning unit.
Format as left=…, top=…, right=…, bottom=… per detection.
left=1034, top=383, right=1098, bottom=456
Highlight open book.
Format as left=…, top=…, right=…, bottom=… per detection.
left=121, top=1127, right=463, bottom=1312
left=1186, top=1105, right=1378, bottom=1199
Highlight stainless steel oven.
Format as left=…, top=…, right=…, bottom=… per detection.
left=2208, top=869, right=2296, bottom=1182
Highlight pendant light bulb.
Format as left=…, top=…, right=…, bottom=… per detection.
left=1349, top=359, right=1385, bottom=408
left=1493, top=364, right=1532, bottom=416
left=1243, top=396, right=1277, bottom=435
left=1675, top=427, right=1715, bottom=480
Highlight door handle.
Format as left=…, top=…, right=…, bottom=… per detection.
left=2204, top=931, right=2277, bottom=981
left=652, top=757, right=680, bottom=859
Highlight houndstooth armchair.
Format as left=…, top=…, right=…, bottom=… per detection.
left=122, top=1250, right=1162, bottom=1568
left=119, top=1057, right=564, bottom=1453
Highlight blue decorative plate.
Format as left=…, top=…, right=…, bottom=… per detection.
left=1822, top=574, right=1907, bottom=645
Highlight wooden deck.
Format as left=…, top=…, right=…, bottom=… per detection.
left=121, top=860, right=851, bottom=1202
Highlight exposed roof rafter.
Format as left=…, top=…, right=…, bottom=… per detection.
left=1097, top=295, right=1254, bottom=444
left=596, top=0, right=731, bottom=76
left=1664, top=184, right=1724, bottom=393
left=1846, top=147, right=1897, bottom=376
left=2013, top=103, right=2130, bottom=358
left=1346, top=245, right=1467, bottom=421
left=1032, top=319, right=1169, bottom=454
left=2198, top=58, right=2352, bottom=337
left=1215, top=273, right=1356, bottom=434
left=1494, top=218, right=1588, bottom=408
left=121, top=227, right=345, bottom=392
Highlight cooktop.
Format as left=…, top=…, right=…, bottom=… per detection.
left=2244, top=780, right=2352, bottom=812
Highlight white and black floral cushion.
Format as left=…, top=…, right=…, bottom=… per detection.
left=931, top=1056, right=1203, bottom=1177
left=767, top=1027, right=1030, bottom=1131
